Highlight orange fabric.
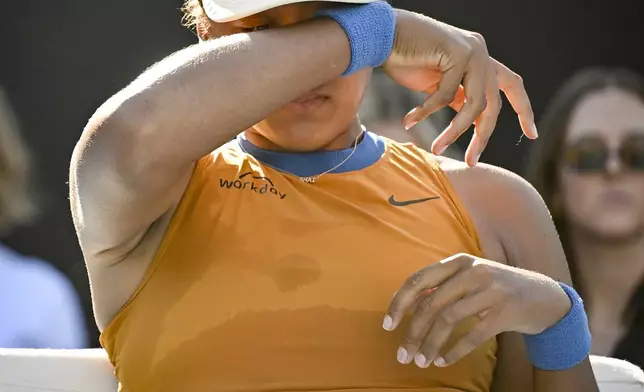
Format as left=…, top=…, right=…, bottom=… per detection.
left=100, top=139, right=497, bottom=392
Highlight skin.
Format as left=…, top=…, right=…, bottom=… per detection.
left=559, top=89, right=644, bottom=356
left=399, top=159, right=597, bottom=392
left=69, top=2, right=597, bottom=391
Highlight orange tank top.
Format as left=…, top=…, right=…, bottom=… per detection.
left=100, top=134, right=497, bottom=392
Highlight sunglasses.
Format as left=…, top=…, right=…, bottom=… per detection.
left=563, top=134, right=644, bottom=173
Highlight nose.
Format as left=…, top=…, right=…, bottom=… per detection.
left=605, top=153, right=624, bottom=177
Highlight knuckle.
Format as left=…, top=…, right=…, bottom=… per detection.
left=464, top=328, right=484, bottom=348
left=465, top=33, right=487, bottom=56
left=472, top=262, right=489, bottom=276
left=408, top=271, right=424, bottom=288
left=456, top=39, right=475, bottom=60
left=510, top=72, right=524, bottom=88
left=471, top=97, right=487, bottom=113
left=471, top=262, right=494, bottom=284
left=470, top=32, right=486, bottom=45
left=454, top=253, right=475, bottom=267
left=437, top=89, right=458, bottom=105
left=498, top=70, right=524, bottom=90
left=418, top=294, right=436, bottom=313
left=440, top=309, right=459, bottom=325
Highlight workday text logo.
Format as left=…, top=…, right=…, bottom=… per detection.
left=219, top=172, right=286, bottom=199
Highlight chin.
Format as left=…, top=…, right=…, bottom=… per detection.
left=586, top=219, right=644, bottom=243
left=282, top=128, right=338, bottom=149
left=257, top=119, right=354, bottom=152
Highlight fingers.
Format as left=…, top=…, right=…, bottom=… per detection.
left=463, top=64, right=501, bottom=166
left=430, top=60, right=487, bottom=156
left=493, top=58, right=538, bottom=139
left=416, top=293, right=498, bottom=368
left=430, top=34, right=490, bottom=156
left=428, top=58, right=536, bottom=162
left=386, top=254, right=503, bottom=368
left=439, top=311, right=499, bottom=367
left=403, top=64, right=467, bottom=131
left=384, top=254, right=474, bottom=331
left=398, top=270, right=482, bottom=364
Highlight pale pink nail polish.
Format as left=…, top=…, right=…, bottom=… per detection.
left=382, top=315, right=393, bottom=331
left=397, top=347, right=409, bottom=364
left=415, top=354, right=428, bottom=368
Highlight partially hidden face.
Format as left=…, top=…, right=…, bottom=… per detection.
left=202, top=1, right=372, bottom=151
left=560, top=88, right=644, bottom=240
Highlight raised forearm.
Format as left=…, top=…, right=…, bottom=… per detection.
left=94, top=18, right=350, bottom=168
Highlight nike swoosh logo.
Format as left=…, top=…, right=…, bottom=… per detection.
left=388, top=195, right=440, bottom=207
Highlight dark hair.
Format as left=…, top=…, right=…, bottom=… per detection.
left=0, top=88, right=36, bottom=235
left=525, top=67, right=644, bottom=366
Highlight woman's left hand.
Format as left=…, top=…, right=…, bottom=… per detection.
left=384, top=253, right=572, bottom=368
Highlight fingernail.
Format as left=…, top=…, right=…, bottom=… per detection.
left=434, top=356, right=446, bottom=367
left=436, top=145, right=447, bottom=156
left=414, top=354, right=429, bottom=368
left=397, top=346, right=409, bottom=364
left=382, top=315, right=394, bottom=331
left=473, top=153, right=481, bottom=165
left=531, top=123, right=539, bottom=138
left=404, top=121, right=418, bottom=131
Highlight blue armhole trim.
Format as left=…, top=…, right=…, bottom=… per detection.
left=523, top=283, right=592, bottom=371
left=315, top=1, right=396, bottom=76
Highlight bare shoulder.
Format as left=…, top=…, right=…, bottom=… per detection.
left=434, top=156, right=570, bottom=282
left=435, top=155, right=536, bottom=199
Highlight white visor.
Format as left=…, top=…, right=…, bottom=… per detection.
left=202, top=0, right=377, bottom=23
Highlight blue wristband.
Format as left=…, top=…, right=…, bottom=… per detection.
left=315, top=1, right=396, bottom=76
left=523, top=283, right=592, bottom=371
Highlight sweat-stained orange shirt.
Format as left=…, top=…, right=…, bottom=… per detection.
left=100, top=132, right=497, bottom=392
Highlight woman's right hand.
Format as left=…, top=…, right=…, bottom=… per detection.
left=384, top=9, right=538, bottom=166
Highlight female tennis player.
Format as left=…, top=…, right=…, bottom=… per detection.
left=70, top=0, right=598, bottom=391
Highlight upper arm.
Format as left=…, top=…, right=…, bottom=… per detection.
left=443, top=159, right=572, bottom=281
left=473, top=164, right=571, bottom=283
left=443, top=159, right=576, bottom=392
left=69, top=104, right=194, bottom=266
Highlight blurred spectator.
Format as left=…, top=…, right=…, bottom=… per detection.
left=526, top=68, right=644, bottom=368
left=360, top=70, right=463, bottom=160
left=0, top=88, right=87, bottom=348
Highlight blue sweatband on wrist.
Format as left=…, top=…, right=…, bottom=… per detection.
left=523, top=283, right=592, bottom=371
left=315, top=1, right=396, bottom=76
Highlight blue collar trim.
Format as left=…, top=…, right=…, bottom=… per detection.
left=237, top=131, right=385, bottom=177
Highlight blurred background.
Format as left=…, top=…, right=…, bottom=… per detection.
left=0, top=0, right=642, bottom=364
